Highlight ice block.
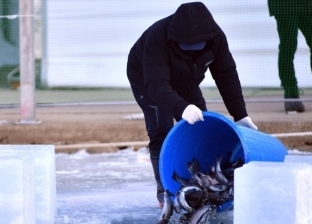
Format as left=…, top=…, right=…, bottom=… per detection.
left=0, top=156, right=35, bottom=224
left=234, top=161, right=312, bottom=224
left=0, top=145, right=56, bottom=224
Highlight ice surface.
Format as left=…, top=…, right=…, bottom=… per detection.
left=54, top=148, right=312, bottom=224
left=0, top=156, right=35, bottom=224
left=284, top=154, right=312, bottom=165
left=234, top=161, right=312, bottom=224
left=54, top=148, right=158, bottom=224
left=0, top=145, right=56, bottom=224
left=54, top=147, right=237, bottom=224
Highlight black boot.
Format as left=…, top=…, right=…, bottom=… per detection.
left=151, top=158, right=165, bottom=207
left=284, top=96, right=305, bottom=113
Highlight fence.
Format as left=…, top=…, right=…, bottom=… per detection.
left=0, top=0, right=311, bottom=105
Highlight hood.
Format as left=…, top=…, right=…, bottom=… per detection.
left=168, top=2, right=220, bottom=44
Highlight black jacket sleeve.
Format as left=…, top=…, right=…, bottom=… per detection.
left=209, top=33, right=248, bottom=121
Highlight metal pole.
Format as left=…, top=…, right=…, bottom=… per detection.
left=40, top=0, right=48, bottom=87
left=19, top=0, right=36, bottom=123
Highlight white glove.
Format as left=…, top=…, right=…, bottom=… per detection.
left=235, top=116, right=258, bottom=130
left=182, top=105, right=204, bottom=125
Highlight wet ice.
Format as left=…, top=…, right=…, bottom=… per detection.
left=2, top=147, right=312, bottom=223
left=234, top=161, right=312, bottom=224
left=53, top=148, right=239, bottom=224
left=55, top=148, right=160, bottom=224
left=54, top=148, right=312, bottom=224
left=0, top=145, right=56, bottom=224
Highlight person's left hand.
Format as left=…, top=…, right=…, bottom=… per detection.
left=235, top=116, right=258, bottom=130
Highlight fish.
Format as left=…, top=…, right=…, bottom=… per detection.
left=221, top=166, right=235, bottom=178
left=232, top=158, right=244, bottom=168
left=189, top=204, right=217, bottom=224
left=177, top=212, right=192, bottom=224
left=185, top=188, right=209, bottom=210
left=158, top=190, right=174, bottom=224
left=173, top=191, right=181, bottom=214
left=196, top=172, right=228, bottom=192
left=205, top=173, right=219, bottom=185
left=178, top=186, right=202, bottom=213
left=229, top=186, right=234, bottom=195
left=226, top=178, right=234, bottom=186
left=172, top=170, right=192, bottom=187
left=171, top=154, right=237, bottom=223
left=215, top=156, right=229, bottom=185
left=206, top=182, right=229, bottom=192
left=210, top=164, right=215, bottom=173
left=187, top=158, right=201, bottom=179
left=219, top=189, right=234, bottom=200
left=208, top=164, right=217, bottom=179
left=206, top=191, right=223, bottom=203
left=193, top=172, right=206, bottom=189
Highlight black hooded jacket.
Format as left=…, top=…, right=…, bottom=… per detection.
left=127, top=2, right=247, bottom=121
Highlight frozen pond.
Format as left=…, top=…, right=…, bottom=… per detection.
left=55, top=148, right=235, bottom=224
left=55, top=148, right=158, bottom=224
left=54, top=148, right=311, bottom=224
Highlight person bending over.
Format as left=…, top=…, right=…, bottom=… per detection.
left=127, top=2, right=257, bottom=207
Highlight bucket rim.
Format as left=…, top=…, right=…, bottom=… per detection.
left=159, top=111, right=250, bottom=193
left=164, top=111, right=250, bottom=160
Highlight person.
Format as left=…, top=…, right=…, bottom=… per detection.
left=126, top=2, right=257, bottom=207
left=268, top=0, right=312, bottom=113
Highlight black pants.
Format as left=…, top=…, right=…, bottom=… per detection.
left=274, top=10, right=312, bottom=97
left=131, top=87, right=207, bottom=196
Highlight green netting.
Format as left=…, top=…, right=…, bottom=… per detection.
left=0, top=0, right=19, bottom=88
left=0, top=0, right=41, bottom=89
left=0, top=1, right=311, bottom=105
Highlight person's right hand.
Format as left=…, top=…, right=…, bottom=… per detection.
left=182, top=105, right=204, bottom=125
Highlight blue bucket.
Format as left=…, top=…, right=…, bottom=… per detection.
left=159, top=111, right=288, bottom=196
